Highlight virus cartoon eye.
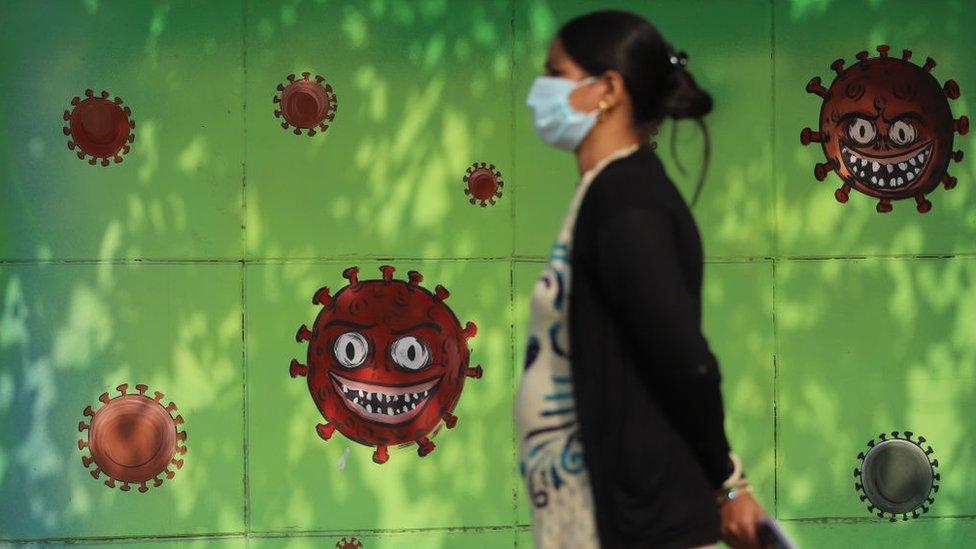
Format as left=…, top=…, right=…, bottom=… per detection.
left=334, top=332, right=369, bottom=368
left=390, top=336, right=430, bottom=370
left=889, top=120, right=918, bottom=146
left=847, top=117, right=877, bottom=145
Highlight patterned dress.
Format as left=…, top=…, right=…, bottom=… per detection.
left=515, top=145, right=639, bottom=549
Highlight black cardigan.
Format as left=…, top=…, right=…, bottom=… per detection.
left=568, top=146, right=734, bottom=548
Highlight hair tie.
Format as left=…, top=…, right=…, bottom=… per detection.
left=669, top=50, right=689, bottom=69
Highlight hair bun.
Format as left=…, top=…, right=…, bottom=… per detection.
left=663, top=66, right=713, bottom=120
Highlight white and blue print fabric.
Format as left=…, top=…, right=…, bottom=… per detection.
left=515, top=144, right=639, bottom=549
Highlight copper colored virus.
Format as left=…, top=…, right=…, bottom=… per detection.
left=336, top=537, right=363, bottom=549
left=62, top=89, right=136, bottom=166
left=290, top=265, right=482, bottom=464
left=802, top=45, right=968, bottom=213
left=463, top=162, right=504, bottom=207
left=854, top=431, right=939, bottom=522
left=77, top=383, right=187, bottom=492
left=273, top=72, right=338, bottom=136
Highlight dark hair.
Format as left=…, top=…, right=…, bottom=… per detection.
left=558, top=10, right=712, bottom=206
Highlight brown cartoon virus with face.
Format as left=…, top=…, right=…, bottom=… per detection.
left=801, top=45, right=968, bottom=213
left=289, top=265, right=482, bottom=464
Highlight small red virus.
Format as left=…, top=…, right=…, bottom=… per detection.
left=273, top=72, right=338, bottom=136
left=290, top=265, right=482, bottom=464
left=463, top=162, right=504, bottom=207
left=336, top=537, right=363, bottom=549
left=77, top=383, right=186, bottom=492
left=62, top=89, right=136, bottom=166
left=802, top=45, right=968, bottom=213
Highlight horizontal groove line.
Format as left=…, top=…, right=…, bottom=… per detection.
left=1, top=253, right=974, bottom=267
left=1, top=525, right=519, bottom=544
left=8, top=516, right=976, bottom=543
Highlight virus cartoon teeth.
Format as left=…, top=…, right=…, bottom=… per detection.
left=290, top=265, right=482, bottom=464
left=63, top=89, right=136, bottom=166
left=273, top=72, right=337, bottom=136
left=801, top=45, right=968, bottom=213
left=854, top=431, right=939, bottom=522
left=78, top=383, right=186, bottom=492
left=463, top=162, right=504, bottom=207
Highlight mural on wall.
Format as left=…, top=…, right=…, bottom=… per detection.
left=854, top=431, right=939, bottom=521
left=273, top=71, right=338, bottom=137
left=289, top=265, right=483, bottom=464
left=801, top=45, right=969, bottom=213
left=63, top=89, right=136, bottom=166
left=462, top=162, right=505, bottom=207
left=77, top=384, right=187, bottom=492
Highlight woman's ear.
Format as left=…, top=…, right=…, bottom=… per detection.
left=601, top=69, right=628, bottom=107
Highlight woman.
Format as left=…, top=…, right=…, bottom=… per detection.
left=515, top=10, right=768, bottom=549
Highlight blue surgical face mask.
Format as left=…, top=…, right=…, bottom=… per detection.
left=526, top=76, right=599, bottom=151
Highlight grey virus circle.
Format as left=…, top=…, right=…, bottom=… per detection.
left=854, top=431, right=939, bottom=521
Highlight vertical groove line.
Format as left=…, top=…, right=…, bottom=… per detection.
left=509, top=0, right=521, bottom=544
left=769, top=0, right=780, bottom=519
left=240, top=0, right=251, bottom=537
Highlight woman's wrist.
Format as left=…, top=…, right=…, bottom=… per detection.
left=714, top=451, right=752, bottom=506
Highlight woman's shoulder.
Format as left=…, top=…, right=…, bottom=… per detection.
left=584, top=146, right=678, bottom=212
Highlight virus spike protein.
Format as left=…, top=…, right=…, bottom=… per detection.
left=78, top=383, right=186, bottom=492
left=290, top=265, right=482, bottom=464
left=802, top=45, right=968, bottom=213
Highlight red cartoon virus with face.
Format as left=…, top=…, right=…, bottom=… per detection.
left=289, top=265, right=482, bottom=464
left=801, top=45, right=968, bottom=213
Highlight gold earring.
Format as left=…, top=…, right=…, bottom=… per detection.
left=598, top=100, right=609, bottom=116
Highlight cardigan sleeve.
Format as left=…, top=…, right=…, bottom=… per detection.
left=592, top=203, right=734, bottom=489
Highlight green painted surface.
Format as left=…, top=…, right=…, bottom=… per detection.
left=243, top=0, right=514, bottom=260
left=0, top=0, right=244, bottom=261
left=0, top=264, right=245, bottom=539
left=776, top=257, right=976, bottom=519
left=245, top=260, right=516, bottom=533
left=1, top=0, right=974, bottom=547
left=775, top=0, right=976, bottom=256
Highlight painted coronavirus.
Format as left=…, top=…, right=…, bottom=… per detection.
left=462, top=162, right=504, bottom=207
left=63, top=89, right=136, bottom=166
left=336, top=537, right=363, bottom=549
left=273, top=72, right=337, bottom=136
left=78, top=383, right=186, bottom=492
left=289, top=265, right=482, bottom=464
left=854, top=431, right=939, bottom=522
left=801, top=45, right=968, bottom=213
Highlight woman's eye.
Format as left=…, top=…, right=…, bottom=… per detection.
left=333, top=332, right=369, bottom=368
left=390, top=336, right=430, bottom=371
left=888, top=120, right=917, bottom=146
left=847, top=118, right=877, bottom=145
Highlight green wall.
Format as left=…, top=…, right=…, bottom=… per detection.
left=0, top=0, right=973, bottom=547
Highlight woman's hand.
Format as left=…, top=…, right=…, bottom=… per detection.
left=719, top=491, right=768, bottom=549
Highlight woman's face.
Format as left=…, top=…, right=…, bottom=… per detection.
left=545, top=38, right=604, bottom=113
